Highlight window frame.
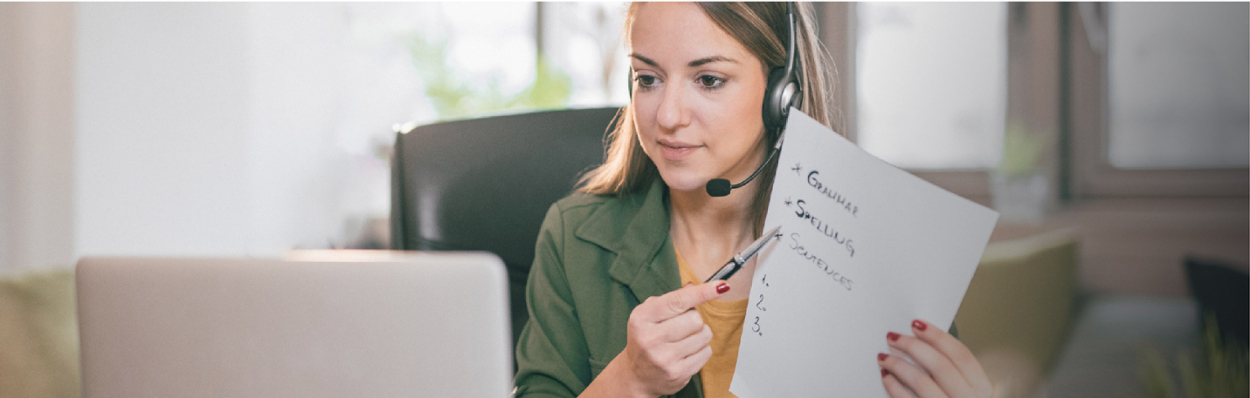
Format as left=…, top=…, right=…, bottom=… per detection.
left=819, top=3, right=1249, bottom=202
left=1068, top=3, right=1249, bottom=199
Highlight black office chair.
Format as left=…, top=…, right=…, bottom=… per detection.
left=390, top=107, right=621, bottom=350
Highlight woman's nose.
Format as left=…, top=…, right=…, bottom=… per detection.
left=655, top=83, right=691, bottom=131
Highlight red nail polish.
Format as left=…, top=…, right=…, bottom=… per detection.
left=716, top=283, right=731, bottom=294
left=912, top=320, right=927, bottom=331
left=877, top=353, right=888, bottom=361
left=881, top=368, right=889, bottom=377
left=887, top=332, right=900, bottom=342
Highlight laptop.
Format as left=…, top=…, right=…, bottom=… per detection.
left=76, top=252, right=512, bottom=398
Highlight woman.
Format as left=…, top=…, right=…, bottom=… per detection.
left=514, top=3, right=993, bottom=398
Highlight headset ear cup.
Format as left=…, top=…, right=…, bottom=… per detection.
left=763, top=66, right=788, bottom=132
left=627, top=67, right=633, bottom=100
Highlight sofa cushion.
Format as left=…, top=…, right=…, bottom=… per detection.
left=0, top=269, right=80, bottom=398
left=954, top=228, right=1081, bottom=397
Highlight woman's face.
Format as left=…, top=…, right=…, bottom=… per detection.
left=629, top=2, right=770, bottom=193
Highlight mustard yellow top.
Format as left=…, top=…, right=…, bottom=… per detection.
left=675, top=248, right=749, bottom=398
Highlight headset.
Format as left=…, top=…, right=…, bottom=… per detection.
left=629, top=2, right=802, bottom=197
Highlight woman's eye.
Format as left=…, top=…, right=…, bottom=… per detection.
left=635, top=75, right=657, bottom=88
left=698, top=75, right=725, bottom=89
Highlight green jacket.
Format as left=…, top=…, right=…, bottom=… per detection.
left=514, top=178, right=704, bottom=398
left=512, top=177, right=960, bottom=397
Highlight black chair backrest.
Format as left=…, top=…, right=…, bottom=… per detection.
left=1183, top=256, right=1249, bottom=346
left=391, top=107, right=621, bottom=349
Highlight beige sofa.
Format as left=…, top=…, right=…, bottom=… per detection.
left=0, top=269, right=80, bottom=398
left=955, top=229, right=1081, bottom=397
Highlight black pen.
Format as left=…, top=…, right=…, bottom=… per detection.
left=703, top=225, right=783, bottom=284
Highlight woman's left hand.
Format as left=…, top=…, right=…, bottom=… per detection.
left=878, top=319, right=993, bottom=398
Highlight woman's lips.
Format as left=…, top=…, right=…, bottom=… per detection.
left=658, top=141, right=700, bottom=161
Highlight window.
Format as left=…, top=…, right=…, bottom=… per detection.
left=1070, top=3, right=1248, bottom=197
left=855, top=3, right=1008, bottom=170
left=539, top=2, right=631, bottom=108
left=1106, top=3, right=1249, bottom=170
left=249, top=3, right=548, bottom=251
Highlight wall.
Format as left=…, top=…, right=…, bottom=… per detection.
left=3, top=3, right=524, bottom=271
left=0, top=3, right=76, bottom=272
left=75, top=3, right=253, bottom=257
left=73, top=3, right=404, bottom=260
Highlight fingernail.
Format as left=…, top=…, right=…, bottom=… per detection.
left=912, top=320, right=927, bottom=332
left=716, top=283, right=731, bottom=294
left=881, top=368, right=889, bottom=377
left=887, top=332, right=900, bottom=342
left=877, top=353, right=888, bottom=361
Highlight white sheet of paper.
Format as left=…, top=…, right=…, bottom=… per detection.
left=729, top=109, right=999, bottom=397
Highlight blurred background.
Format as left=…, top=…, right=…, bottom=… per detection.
left=0, top=2, right=1246, bottom=398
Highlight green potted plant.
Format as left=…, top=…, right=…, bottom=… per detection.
left=991, top=121, right=1050, bottom=224
left=405, top=34, right=572, bottom=122
left=1141, top=315, right=1249, bottom=398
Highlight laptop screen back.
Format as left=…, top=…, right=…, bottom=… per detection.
left=76, top=253, right=511, bottom=398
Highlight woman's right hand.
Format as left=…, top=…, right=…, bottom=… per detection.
left=595, top=282, right=729, bottom=397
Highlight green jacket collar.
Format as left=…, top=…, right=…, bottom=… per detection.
left=574, top=178, right=679, bottom=302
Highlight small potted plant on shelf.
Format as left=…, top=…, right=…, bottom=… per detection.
left=991, top=121, right=1050, bottom=224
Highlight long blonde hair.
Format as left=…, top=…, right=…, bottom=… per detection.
left=577, top=2, right=841, bottom=231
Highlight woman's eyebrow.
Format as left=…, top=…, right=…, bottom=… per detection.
left=688, top=55, right=737, bottom=67
left=630, top=53, right=739, bottom=68
left=630, top=53, right=659, bottom=67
